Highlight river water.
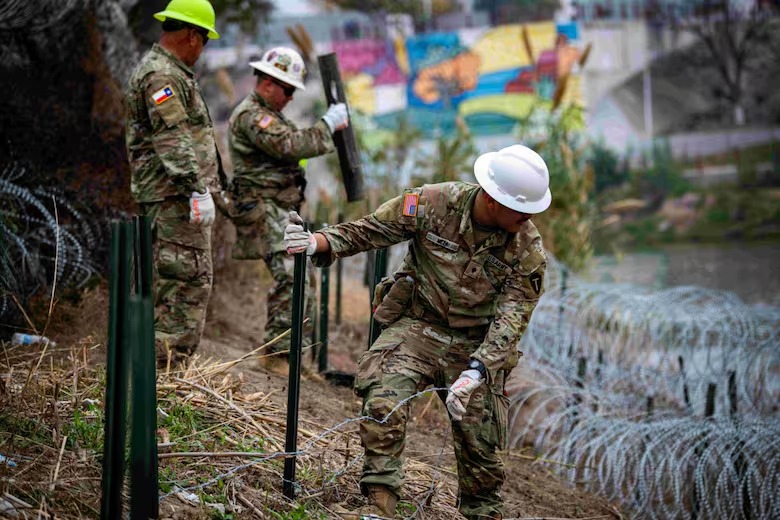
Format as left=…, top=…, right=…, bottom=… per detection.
left=587, top=242, right=780, bottom=305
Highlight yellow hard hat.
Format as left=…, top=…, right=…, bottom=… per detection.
left=154, top=0, right=220, bottom=40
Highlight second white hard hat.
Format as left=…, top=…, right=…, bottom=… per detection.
left=249, top=47, right=306, bottom=90
left=474, top=144, right=552, bottom=214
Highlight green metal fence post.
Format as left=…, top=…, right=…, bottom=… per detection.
left=318, top=227, right=330, bottom=373
left=284, top=224, right=308, bottom=499
left=335, top=212, right=343, bottom=325
left=130, top=216, right=158, bottom=520
left=101, top=221, right=132, bottom=520
left=368, top=248, right=388, bottom=347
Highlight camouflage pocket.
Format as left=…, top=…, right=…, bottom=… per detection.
left=373, top=276, right=415, bottom=326
left=492, top=391, right=510, bottom=450
left=354, top=340, right=401, bottom=397
left=372, top=277, right=394, bottom=310
left=231, top=201, right=268, bottom=260
left=273, top=185, right=304, bottom=208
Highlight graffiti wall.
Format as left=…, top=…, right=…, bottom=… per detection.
left=332, top=21, right=584, bottom=138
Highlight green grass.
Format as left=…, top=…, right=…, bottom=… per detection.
left=65, top=402, right=104, bottom=452
left=0, top=412, right=51, bottom=448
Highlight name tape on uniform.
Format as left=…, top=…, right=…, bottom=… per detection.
left=152, top=85, right=174, bottom=105
left=426, top=232, right=459, bottom=252
left=486, top=255, right=512, bottom=275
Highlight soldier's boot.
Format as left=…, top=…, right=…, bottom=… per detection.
left=258, top=355, right=289, bottom=377
left=333, top=485, right=398, bottom=519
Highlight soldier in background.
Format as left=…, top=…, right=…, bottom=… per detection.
left=228, top=47, right=348, bottom=374
left=284, top=145, right=552, bottom=520
left=125, top=0, right=221, bottom=365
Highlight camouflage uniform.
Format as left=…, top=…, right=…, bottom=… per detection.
left=312, top=182, right=547, bottom=519
left=228, top=92, right=334, bottom=351
left=125, top=43, right=220, bottom=361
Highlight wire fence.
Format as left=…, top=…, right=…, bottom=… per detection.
left=508, top=257, right=780, bottom=519
left=0, top=167, right=106, bottom=320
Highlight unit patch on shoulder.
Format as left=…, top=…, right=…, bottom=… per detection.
left=256, top=114, right=275, bottom=129
left=402, top=193, right=419, bottom=217
left=529, top=272, right=543, bottom=295
left=152, top=85, right=174, bottom=105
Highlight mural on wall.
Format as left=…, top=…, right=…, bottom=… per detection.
left=331, top=21, right=584, bottom=138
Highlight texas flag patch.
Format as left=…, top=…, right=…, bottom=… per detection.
left=152, top=85, right=174, bottom=105
left=402, top=193, right=419, bottom=217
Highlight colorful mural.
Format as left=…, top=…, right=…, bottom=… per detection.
left=331, top=21, right=584, bottom=138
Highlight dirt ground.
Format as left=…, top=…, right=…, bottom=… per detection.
left=195, top=252, right=622, bottom=519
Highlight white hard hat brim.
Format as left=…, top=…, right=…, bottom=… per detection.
left=474, top=152, right=552, bottom=214
left=249, top=60, right=306, bottom=90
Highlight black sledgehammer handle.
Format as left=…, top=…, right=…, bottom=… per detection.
left=318, top=53, right=365, bottom=202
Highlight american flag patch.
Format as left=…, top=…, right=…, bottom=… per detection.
left=152, top=85, right=174, bottom=105
left=402, top=193, right=419, bottom=217
left=258, top=114, right=274, bottom=129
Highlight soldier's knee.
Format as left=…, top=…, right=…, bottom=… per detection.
left=364, top=396, right=406, bottom=425
left=360, top=396, right=407, bottom=449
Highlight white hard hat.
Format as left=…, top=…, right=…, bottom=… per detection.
left=474, top=144, right=552, bottom=214
left=249, top=47, right=306, bottom=90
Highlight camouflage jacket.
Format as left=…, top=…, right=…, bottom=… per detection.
left=228, top=92, right=334, bottom=197
left=313, top=182, right=547, bottom=380
left=125, top=44, right=220, bottom=203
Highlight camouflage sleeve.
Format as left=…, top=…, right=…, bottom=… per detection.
left=145, top=74, right=205, bottom=195
left=311, top=190, right=420, bottom=267
left=471, top=243, right=547, bottom=382
left=245, top=112, right=334, bottom=161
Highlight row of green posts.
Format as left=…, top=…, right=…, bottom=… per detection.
left=100, top=219, right=388, bottom=515
left=101, top=217, right=157, bottom=520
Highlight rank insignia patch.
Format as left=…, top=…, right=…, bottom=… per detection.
left=152, top=85, right=174, bottom=105
left=402, top=193, right=419, bottom=217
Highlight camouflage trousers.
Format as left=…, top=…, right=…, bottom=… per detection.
left=260, top=199, right=316, bottom=353
left=142, top=198, right=213, bottom=363
left=354, top=317, right=509, bottom=519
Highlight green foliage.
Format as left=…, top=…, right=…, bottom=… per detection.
left=160, top=402, right=205, bottom=450
left=516, top=105, right=595, bottom=272
left=413, top=121, right=478, bottom=185
left=631, top=141, right=690, bottom=208
left=0, top=412, right=50, bottom=448
left=65, top=403, right=104, bottom=452
left=624, top=216, right=662, bottom=249
left=269, top=502, right=326, bottom=519
left=590, top=141, right=629, bottom=195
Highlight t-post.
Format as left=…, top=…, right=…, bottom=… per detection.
left=283, top=223, right=308, bottom=498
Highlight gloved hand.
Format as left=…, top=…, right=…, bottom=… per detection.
left=321, top=103, right=349, bottom=133
left=284, top=211, right=317, bottom=255
left=446, top=369, right=483, bottom=421
left=189, top=191, right=215, bottom=225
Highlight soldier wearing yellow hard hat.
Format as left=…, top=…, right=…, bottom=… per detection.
left=124, top=0, right=223, bottom=365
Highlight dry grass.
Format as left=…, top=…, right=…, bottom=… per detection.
left=0, top=338, right=463, bottom=519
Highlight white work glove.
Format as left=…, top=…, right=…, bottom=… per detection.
left=321, top=102, right=349, bottom=133
left=284, top=211, right=317, bottom=255
left=189, top=191, right=215, bottom=226
left=446, top=369, right=484, bottom=421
